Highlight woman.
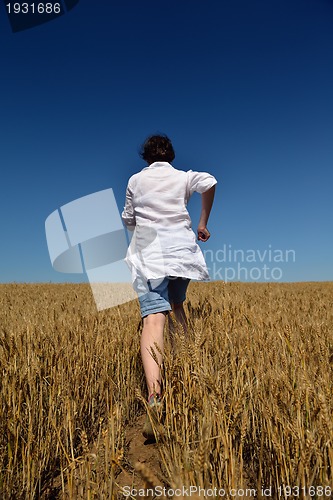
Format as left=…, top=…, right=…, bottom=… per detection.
left=122, top=134, right=217, bottom=439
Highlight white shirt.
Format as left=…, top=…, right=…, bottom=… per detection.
left=121, top=162, right=217, bottom=283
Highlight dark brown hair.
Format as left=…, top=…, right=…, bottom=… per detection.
left=139, top=134, right=175, bottom=164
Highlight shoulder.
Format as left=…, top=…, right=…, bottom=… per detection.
left=186, top=169, right=217, bottom=180
left=168, top=164, right=187, bottom=176
left=126, top=171, right=141, bottom=189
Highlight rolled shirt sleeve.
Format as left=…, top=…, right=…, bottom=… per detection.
left=121, top=180, right=136, bottom=230
left=186, top=170, right=217, bottom=198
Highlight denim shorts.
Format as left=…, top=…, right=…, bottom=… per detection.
left=136, top=276, right=190, bottom=318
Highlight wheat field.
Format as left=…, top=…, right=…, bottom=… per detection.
left=0, top=282, right=332, bottom=499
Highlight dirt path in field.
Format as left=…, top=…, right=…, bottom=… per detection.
left=40, top=413, right=165, bottom=499
left=115, top=413, right=166, bottom=497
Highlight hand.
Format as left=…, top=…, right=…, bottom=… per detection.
left=197, top=226, right=210, bottom=242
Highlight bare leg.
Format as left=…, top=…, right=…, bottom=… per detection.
left=168, top=302, right=188, bottom=336
left=141, top=312, right=166, bottom=397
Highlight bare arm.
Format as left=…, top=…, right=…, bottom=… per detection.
left=197, top=185, right=216, bottom=242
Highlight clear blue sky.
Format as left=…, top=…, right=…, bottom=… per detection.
left=0, top=0, right=332, bottom=283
